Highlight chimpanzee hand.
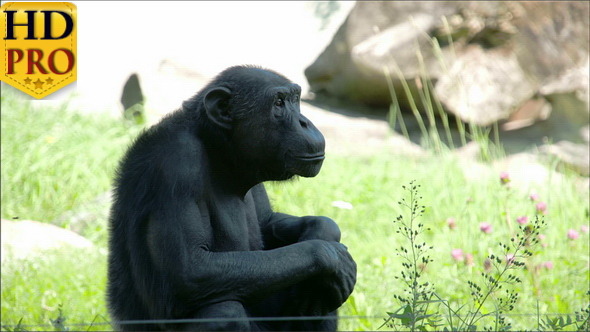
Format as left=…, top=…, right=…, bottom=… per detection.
left=274, top=216, right=356, bottom=316
left=285, top=240, right=356, bottom=316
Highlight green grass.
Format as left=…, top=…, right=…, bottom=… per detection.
left=1, top=88, right=588, bottom=331
left=268, top=154, right=589, bottom=330
left=1, top=248, right=109, bottom=331
left=1, top=87, right=141, bottom=225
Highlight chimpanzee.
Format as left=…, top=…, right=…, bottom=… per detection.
left=107, top=66, right=356, bottom=331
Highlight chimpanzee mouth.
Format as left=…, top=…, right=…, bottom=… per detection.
left=293, top=153, right=325, bottom=162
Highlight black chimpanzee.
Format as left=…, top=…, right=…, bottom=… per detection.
left=107, top=66, right=356, bottom=331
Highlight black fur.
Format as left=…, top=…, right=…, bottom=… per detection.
left=107, top=66, right=356, bottom=331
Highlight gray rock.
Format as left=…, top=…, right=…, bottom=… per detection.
left=1, top=219, right=94, bottom=263
left=305, top=2, right=460, bottom=108
left=435, top=45, right=535, bottom=126
left=540, top=141, right=590, bottom=176
left=512, top=3, right=589, bottom=95
left=53, top=191, right=112, bottom=236
left=301, top=101, right=426, bottom=157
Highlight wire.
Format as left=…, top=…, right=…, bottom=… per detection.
left=2, top=313, right=587, bottom=330
left=1, top=315, right=378, bottom=330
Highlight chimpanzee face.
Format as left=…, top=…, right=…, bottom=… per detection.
left=233, top=81, right=325, bottom=181
left=203, top=67, right=326, bottom=182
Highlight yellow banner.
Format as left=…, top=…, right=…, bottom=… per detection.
left=1, top=2, right=77, bottom=99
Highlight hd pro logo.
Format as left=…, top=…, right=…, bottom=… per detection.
left=1, top=2, right=77, bottom=99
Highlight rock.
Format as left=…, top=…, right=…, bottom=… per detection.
left=458, top=150, right=579, bottom=194
left=305, top=2, right=460, bottom=108
left=121, top=73, right=146, bottom=123
left=435, top=45, right=535, bottom=126
left=539, top=57, right=590, bottom=106
left=492, top=153, right=566, bottom=189
left=53, top=191, right=111, bottom=235
left=305, top=2, right=589, bottom=132
left=139, top=59, right=210, bottom=124
left=62, top=2, right=356, bottom=118
left=454, top=141, right=483, bottom=161
left=502, top=98, right=551, bottom=131
left=1, top=219, right=94, bottom=263
left=301, top=101, right=426, bottom=157
left=512, top=3, right=589, bottom=98
left=540, top=141, right=590, bottom=176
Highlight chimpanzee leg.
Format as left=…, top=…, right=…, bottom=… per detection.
left=249, top=287, right=338, bottom=332
left=166, top=301, right=252, bottom=331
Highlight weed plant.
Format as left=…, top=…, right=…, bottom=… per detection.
left=379, top=181, right=582, bottom=332
left=381, top=181, right=441, bottom=331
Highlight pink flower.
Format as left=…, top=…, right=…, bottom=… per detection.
left=500, top=172, right=510, bottom=185
left=543, top=261, right=554, bottom=270
left=447, top=217, right=457, bottom=230
left=536, top=202, right=547, bottom=214
left=567, top=229, right=580, bottom=240
left=529, top=193, right=540, bottom=202
left=516, top=216, right=528, bottom=225
left=465, top=253, right=474, bottom=266
left=451, top=249, right=464, bottom=262
left=479, top=222, right=493, bottom=234
left=581, top=225, right=589, bottom=234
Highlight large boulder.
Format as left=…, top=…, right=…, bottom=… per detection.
left=305, top=2, right=589, bottom=128
left=434, top=45, right=535, bottom=125
left=305, top=2, right=460, bottom=108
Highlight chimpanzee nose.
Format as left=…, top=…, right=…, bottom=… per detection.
left=298, top=114, right=325, bottom=152
left=299, top=116, right=309, bottom=129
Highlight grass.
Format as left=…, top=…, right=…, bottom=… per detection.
left=1, top=87, right=141, bottom=225
left=269, top=153, right=589, bottom=331
left=1, top=87, right=589, bottom=331
left=1, top=248, right=109, bottom=331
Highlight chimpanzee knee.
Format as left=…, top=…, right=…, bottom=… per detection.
left=299, top=216, right=341, bottom=242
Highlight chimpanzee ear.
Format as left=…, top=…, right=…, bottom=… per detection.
left=204, top=87, right=232, bottom=130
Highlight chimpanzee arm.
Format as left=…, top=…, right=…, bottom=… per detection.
left=250, top=184, right=356, bottom=315
left=251, top=184, right=341, bottom=248
left=146, top=192, right=352, bottom=309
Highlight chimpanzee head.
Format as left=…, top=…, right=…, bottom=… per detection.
left=195, top=66, right=326, bottom=182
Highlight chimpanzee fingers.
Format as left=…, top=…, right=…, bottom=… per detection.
left=344, top=264, right=357, bottom=296
left=336, top=245, right=356, bottom=281
left=322, top=278, right=349, bottom=309
left=330, top=258, right=356, bottom=302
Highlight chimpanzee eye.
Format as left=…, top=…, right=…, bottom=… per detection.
left=275, top=98, right=285, bottom=107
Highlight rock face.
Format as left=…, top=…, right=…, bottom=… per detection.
left=305, top=2, right=458, bottom=108
left=305, top=2, right=589, bottom=128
